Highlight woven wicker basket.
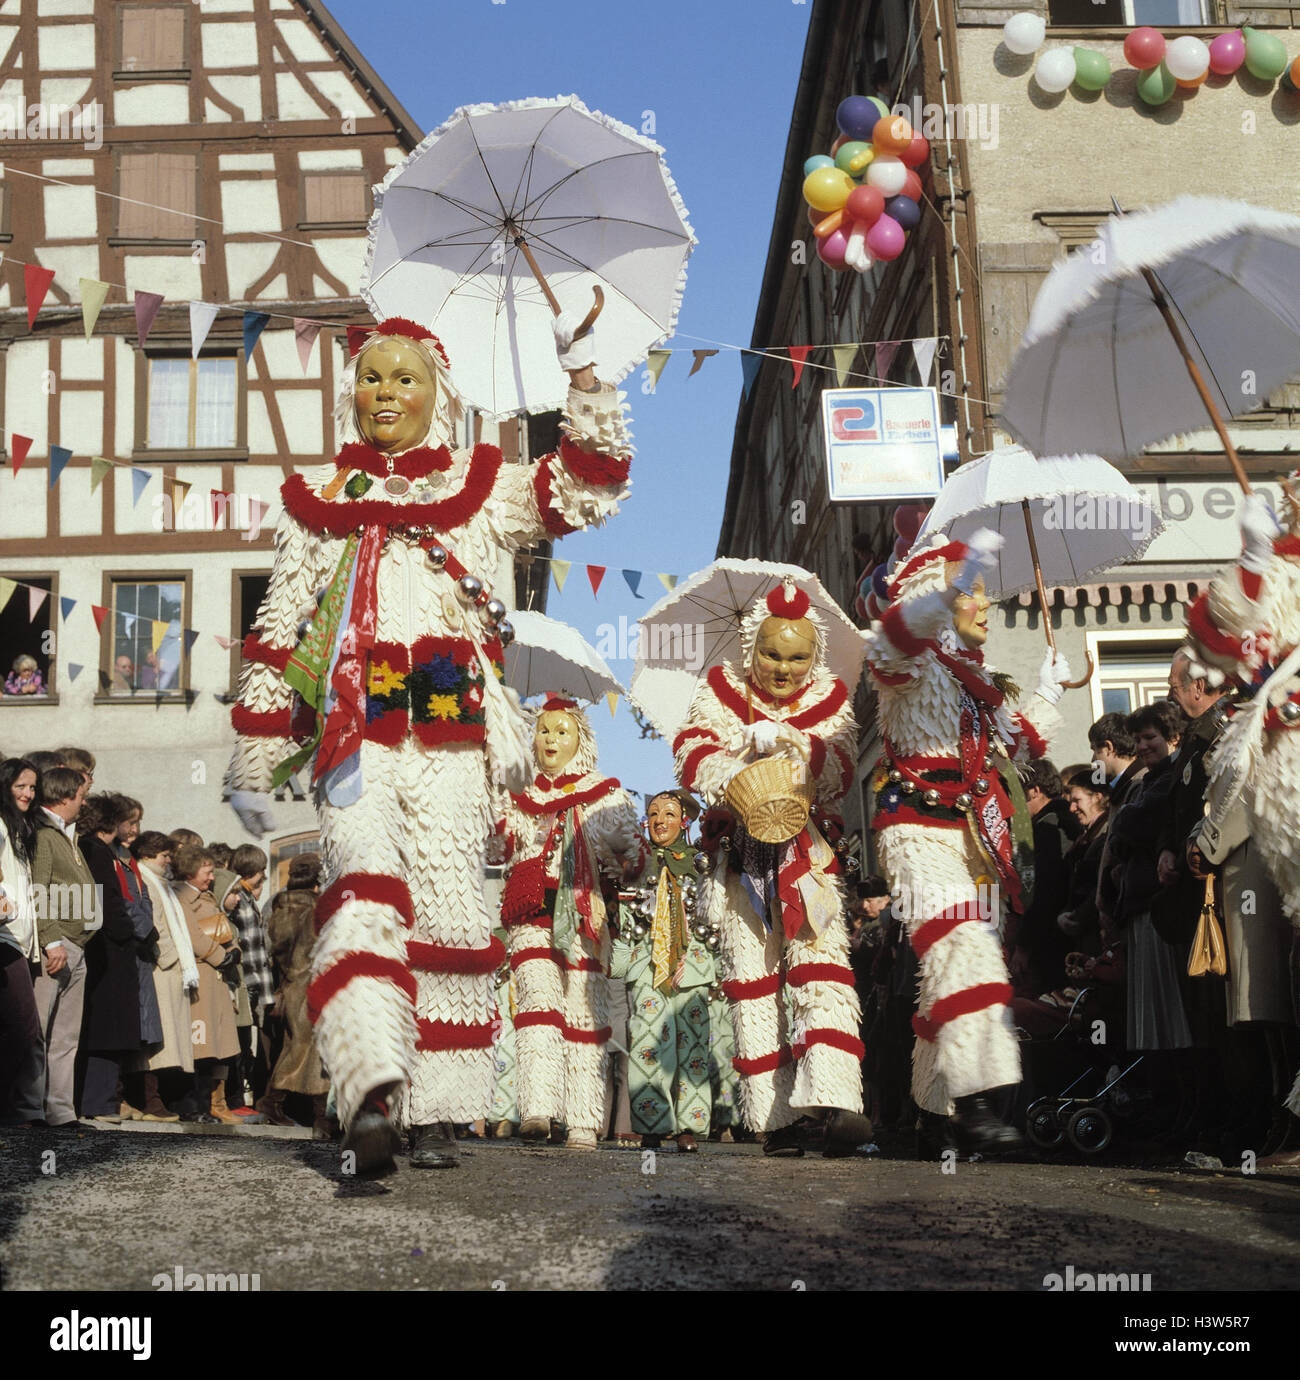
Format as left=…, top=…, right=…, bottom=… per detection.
left=725, top=755, right=814, bottom=844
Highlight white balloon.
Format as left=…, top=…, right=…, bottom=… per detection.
left=1003, top=12, right=1046, bottom=56
left=1165, top=35, right=1209, bottom=81
left=865, top=154, right=907, bottom=197
left=1034, top=48, right=1077, bottom=93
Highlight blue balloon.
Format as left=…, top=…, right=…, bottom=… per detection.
left=803, top=154, right=835, bottom=176
left=836, top=95, right=878, bottom=142
left=871, top=563, right=890, bottom=599
left=885, top=195, right=921, bottom=231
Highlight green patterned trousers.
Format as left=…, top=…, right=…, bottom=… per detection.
left=627, top=980, right=713, bottom=1137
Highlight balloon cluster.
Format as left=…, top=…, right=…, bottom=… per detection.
left=1002, top=12, right=1300, bottom=108
left=861, top=503, right=931, bottom=622
left=803, top=95, right=930, bottom=273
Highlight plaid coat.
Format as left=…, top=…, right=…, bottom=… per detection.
left=227, top=884, right=274, bottom=1015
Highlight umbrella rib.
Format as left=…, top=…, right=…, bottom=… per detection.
left=463, top=111, right=511, bottom=222
left=508, top=104, right=569, bottom=221
left=514, top=148, right=654, bottom=220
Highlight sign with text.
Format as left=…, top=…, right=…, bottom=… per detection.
left=822, top=386, right=944, bottom=503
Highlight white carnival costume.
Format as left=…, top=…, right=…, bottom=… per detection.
left=226, top=318, right=633, bottom=1151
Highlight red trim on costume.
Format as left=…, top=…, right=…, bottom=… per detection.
left=241, top=634, right=291, bottom=674
left=415, top=1018, right=496, bottom=1052
left=1014, top=714, right=1047, bottom=761
left=501, top=855, right=551, bottom=926
left=777, top=846, right=813, bottom=941
left=231, top=703, right=291, bottom=737
left=880, top=603, right=932, bottom=658
left=706, top=665, right=847, bottom=731
left=732, top=1046, right=793, bottom=1075
left=511, top=778, right=621, bottom=816
left=533, top=457, right=579, bottom=538
left=535, top=769, right=582, bottom=788
left=407, top=937, right=505, bottom=975
left=887, top=540, right=967, bottom=600
left=830, top=744, right=854, bottom=797
left=871, top=666, right=914, bottom=687
left=333, top=440, right=454, bottom=480
left=744, top=674, right=812, bottom=710
left=557, top=436, right=630, bottom=487
left=806, top=735, right=827, bottom=778
left=912, top=982, right=1013, bottom=1042
left=307, top=952, right=417, bottom=1024
left=510, top=947, right=603, bottom=974
left=1240, top=568, right=1263, bottom=601
left=362, top=711, right=409, bottom=747
left=513, top=1011, right=610, bottom=1043
left=1187, top=593, right=1248, bottom=661
left=1274, top=534, right=1300, bottom=559
left=766, top=584, right=811, bottom=620
left=911, top=905, right=981, bottom=960
left=680, top=741, right=723, bottom=792
left=314, top=873, right=415, bottom=933
left=282, top=443, right=502, bottom=537
left=873, top=807, right=967, bottom=832
left=721, top=973, right=781, bottom=1002
left=671, top=725, right=719, bottom=755
left=932, top=647, right=1005, bottom=708
left=785, top=963, right=856, bottom=988
left=514, top=1010, right=564, bottom=1032
left=410, top=720, right=487, bottom=748
left=792, top=1027, right=865, bottom=1061
left=563, top=1024, right=611, bottom=1045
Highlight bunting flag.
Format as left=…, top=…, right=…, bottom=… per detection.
left=242, top=497, right=270, bottom=542
left=912, top=336, right=938, bottom=385
left=183, top=628, right=200, bottom=656
left=131, top=468, right=152, bottom=506
left=189, top=301, right=219, bottom=358
left=587, top=564, right=605, bottom=597
left=551, top=558, right=571, bottom=593
left=60, top=595, right=76, bottom=621
left=210, top=488, right=234, bottom=526
left=151, top=620, right=169, bottom=655
left=169, top=478, right=191, bottom=526
left=606, top=691, right=618, bottom=719
left=645, top=349, right=670, bottom=390
left=622, top=569, right=643, bottom=599
left=134, top=290, right=164, bottom=348
left=90, top=457, right=112, bottom=492
left=91, top=603, right=109, bottom=633
left=213, top=635, right=235, bottom=651
left=657, top=572, right=678, bottom=592
left=833, top=343, right=857, bottom=387
left=10, top=434, right=32, bottom=476
left=294, top=317, right=322, bottom=373
left=28, top=585, right=47, bottom=620
left=67, top=663, right=83, bottom=682
left=122, top=613, right=136, bottom=639
left=79, top=278, right=111, bottom=339
left=689, top=349, right=717, bottom=377
left=48, top=444, right=72, bottom=489
left=0, top=577, right=15, bottom=612
left=741, top=352, right=762, bottom=400
left=789, top=344, right=811, bottom=388
left=242, top=310, right=270, bottom=360
left=875, top=340, right=900, bottom=382
left=24, top=264, right=56, bottom=329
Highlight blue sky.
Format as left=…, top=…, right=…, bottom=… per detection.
left=328, top=0, right=812, bottom=805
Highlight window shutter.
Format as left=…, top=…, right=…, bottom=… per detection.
left=978, top=242, right=1057, bottom=398
left=119, top=152, right=197, bottom=238
left=120, top=5, right=187, bottom=72
left=303, top=173, right=368, bottom=226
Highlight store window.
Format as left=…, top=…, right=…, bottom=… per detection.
left=0, top=576, right=56, bottom=703
left=145, top=354, right=240, bottom=453
left=102, top=576, right=188, bottom=698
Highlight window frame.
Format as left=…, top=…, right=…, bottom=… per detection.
left=227, top=567, right=273, bottom=697
left=114, top=2, right=192, bottom=82
left=0, top=571, right=60, bottom=707
left=95, top=570, right=193, bottom=704
left=134, top=346, right=248, bottom=462
left=1085, top=627, right=1186, bottom=722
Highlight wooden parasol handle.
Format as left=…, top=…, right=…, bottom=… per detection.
left=1021, top=498, right=1094, bottom=690
left=505, top=219, right=605, bottom=338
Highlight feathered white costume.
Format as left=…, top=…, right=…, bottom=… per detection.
left=672, top=583, right=864, bottom=1134
left=225, top=319, right=633, bottom=1135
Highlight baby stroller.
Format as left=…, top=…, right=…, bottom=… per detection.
left=1025, top=1046, right=1144, bottom=1155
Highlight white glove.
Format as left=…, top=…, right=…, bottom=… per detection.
left=1240, top=493, right=1281, bottom=575
left=552, top=309, right=597, bottom=373
left=747, top=721, right=784, bottom=757
left=952, top=527, right=1003, bottom=594
left=1035, top=649, right=1072, bottom=705
left=229, top=789, right=277, bottom=839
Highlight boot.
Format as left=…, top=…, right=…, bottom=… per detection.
left=761, top=1122, right=804, bottom=1157
left=951, top=1093, right=1025, bottom=1154
left=140, top=1072, right=179, bottom=1123
left=255, top=1087, right=297, bottom=1128
left=209, top=1081, right=242, bottom=1125
left=342, top=1088, right=401, bottom=1178
left=492, top=1119, right=514, bottom=1139
left=675, top=1131, right=699, bottom=1153
left=311, top=1093, right=338, bottom=1142
left=916, top=1108, right=957, bottom=1160
left=818, top=1108, right=875, bottom=1159
left=409, top=1121, right=459, bottom=1168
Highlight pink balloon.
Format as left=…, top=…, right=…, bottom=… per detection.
left=1208, top=30, right=1245, bottom=75
left=818, top=227, right=849, bottom=269
left=893, top=504, right=927, bottom=541
left=865, top=213, right=905, bottom=261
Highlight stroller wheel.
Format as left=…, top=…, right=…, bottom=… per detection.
left=1066, top=1105, right=1113, bottom=1155
left=1025, top=1099, right=1065, bottom=1151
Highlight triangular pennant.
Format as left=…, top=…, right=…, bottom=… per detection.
left=10, top=434, right=32, bottom=476
left=645, top=349, right=671, bottom=390
left=189, top=301, right=220, bottom=358
left=168, top=478, right=191, bottom=530
left=49, top=444, right=72, bottom=488
left=0, top=577, right=15, bottom=612
left=151, top=620, right=168, bottom=655
left=622, top=569, right=643, bottom=599
left=122, top=613, right=136, bottom=638
left=833, top=343, right=857, bottom=387
left=183, top=628, right=200, bottom=656
left=587, top=565, right=606, bottom=597
left=60, top=595, right=76, bottom=621
left=79, top=278, right=111, bottom=339
left=28, top=585, right=48, bottom=621
left=741, top=353, right=762, bottom=400
left=912, top=336, right=939, bottom=386
left=293, top=318, right=322, bottom=373
left=606, top=691, right=619, bottom=719
left=242, top=310, right=270, bottom=360
left=90, top=457, right=113, bottom=492
left=24, top=264, right=56, bottom=329
left=242, top=497, right=270, bottom=542
left=657, top=572, right=678, bottom=592
left=213, top=634, right=235, bottom=651
left=210, top=488, right=233, bottom=526
left=875, top=340, right=900, bottom=383
left=131, top=468, right=152, bottom=506
left=551, top=558, right=571, bottom=593
left=346, top=325, right=372, bottom=358
left=789, top=345, right=811, bottom=388
left=688, top=349, right=718, bottom=377
left=67, top=662, right=83, bottom=682
left=133, top=290, right=164, bottom=349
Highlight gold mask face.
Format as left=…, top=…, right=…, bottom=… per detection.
left=647, top=794, right=685, bottom=846
left=752, top=617, right=816, bottom=698
left=950, top=575, right=990, bottom=649
left=355, top=339, right=437, bottom=454
left=534, top=709, right=579, bottom=774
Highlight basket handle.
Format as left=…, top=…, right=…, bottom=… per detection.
left=736, top=723, right=811, bottom=765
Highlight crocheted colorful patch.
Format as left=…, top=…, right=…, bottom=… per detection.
left=362, top=635, right=504, bottom=746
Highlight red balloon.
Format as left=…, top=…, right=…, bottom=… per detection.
left=901, top=169, right=923, bottom=202
left=865, top=592, right=881, bottom=621
left=899, top=134, right=930, bottom=169
left=845, top=184, right=885, bottom=224
left=1123, top=26, right=1165, bottom=69
left=830, top=134, right=849, bottom=154
left=893, top=504, right=927, bottom=541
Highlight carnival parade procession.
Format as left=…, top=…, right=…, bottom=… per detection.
left=4, top=0, right=1300, bottom=1335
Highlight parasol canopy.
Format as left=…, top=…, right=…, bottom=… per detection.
left=503, top=609, right=623, bottom=705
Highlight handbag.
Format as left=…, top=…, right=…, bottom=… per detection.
left=194, top=894, right=235, bottom=949
left=1187, top=874, right=1228, bottom=978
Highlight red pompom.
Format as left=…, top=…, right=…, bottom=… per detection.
left=541, top=694, right=579, bottom=712
left=351, top=316, right=452, bottom=369
left=766, top=583, right=812, bottom=619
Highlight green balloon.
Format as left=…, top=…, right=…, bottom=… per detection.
left=867, top=96, right=891, bottom=121
left=1242, top=26, right=1288, bottom=81
left=834, top=141, right=872, bottom=175
left=1136, top=60, right=1175, bottom=106
left=1072, top=47, right=1111, bottom=91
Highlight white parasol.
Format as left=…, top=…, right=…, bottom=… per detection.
left=362, top=94, right=695, bottom=419
left=503, top=609, right=623, bottom=704
left=629, top=559, right=866, bottom=743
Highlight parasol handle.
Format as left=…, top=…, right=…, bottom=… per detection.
left=1139, top=266, right=1253, bottom=497
left=1021, top=499, right=1094, bottom=690
left=505, top=220, right=605, bottom=339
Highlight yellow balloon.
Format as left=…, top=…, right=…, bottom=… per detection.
left=803, top=166, right=853, bottom=212
left=848, top=147, right=876, bottom=175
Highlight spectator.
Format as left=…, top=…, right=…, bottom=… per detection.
left=26, top=751, right=65, bottom=776
left=1056, top=769, right=1111, bottom=959
left=55, top=748, right=95, bottom=792
left=168, top=828, right=202, bottom=852
left=129, top=831, right=197, bottom=1121
left=76, top=795, right=148, bottom=1125
left=1012, top=759, right=1081, bottom=996
left=4, top=654, right=44, bottom=697
left=139, top=650, right=160, bottom=692
left=170, top=843, right=241, bottom=1123
left=225, top=843, right=275, bottom=1117
left=31, top=766, right=95, bottom=1129
left=111, top=654, right=135, bottom=696
left=0, top=758, right=44, bottom=1126
left=1088, top=712, right=1144, bottom=808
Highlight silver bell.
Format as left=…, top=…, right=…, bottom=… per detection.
left=459, top=574, right=483, bottom=601
left=693, top=851, right=711, bottom=874
left=1281, top=700, right=1300, bottom=724
left=844, top=856, right=860, bottom=875
left=426, top=543, right=448, bottom=569
left=719, top=836, right=732, bottom=851
left=888, top=769, right=902, bottom=784
left=923, top=788, right=941, bottom=806
left=955, top=792, right=973, bottom=811
left=497, top=620, right=515, bottom=648
left=485, top=597, right=508, bottom=624
left=707, top=934, right=721, bottom=953
left=900, top=781, right=915, bottom=795
left=296, top=619, right=313, bottom=643
left=974, top=777, right=989, bottom=795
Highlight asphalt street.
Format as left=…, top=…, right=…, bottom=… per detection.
left=3, top=1122, right=1299, bottom=1292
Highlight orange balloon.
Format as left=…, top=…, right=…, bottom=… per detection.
left=814, top=210, right=844, bottom=239
left=1292, top=54, right=1300, bottom=85
left=1176, top=70, right=1207, bottom=88
left=873, top=116, right=913, bottom=155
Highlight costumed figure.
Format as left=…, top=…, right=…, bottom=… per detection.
left=864, top=529, right=1072, bottom=1152
left=487, top=927, right=519, bottom=1137
left=497, top=698, right=645, bottom=1148
left=673, top=579, right=872, bottom=1157
left=225, top=312, right=633, bottom=1175
left=612, top=788, right=719, bottom=1151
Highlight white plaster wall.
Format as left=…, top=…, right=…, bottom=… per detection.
left=274, top=18, right=331, bottom=64
left=307, top=71, right=368, bottom=119
left=37, top=22, right=94, bottom=68
left=113, top=84, right=189, bottom=126
left=255, top=273, right=288, bottom=300
left=57, top=464, right=103, bottom=538
left=6, top=342, right=50, bottom=454
left=202, top=21, right=259, bottom=69
left=57, top=337, right=104, bottom=382
left=58, top=390, right=102, bottom=458
left=225, top=241, right=279, bottom=298
left=219, top=153, right=275, bottom=172
left=246, top=390, right=274, bottom=452
left=275, top=390, right=323, bottom=457
left=123, top=255, right=203, bottom=302
left=37, top=0, right=95, bottom=14
left=0, top=469, right=49, bottom=540
left=274, top=72, right=326, bottom=121
left=39, top=76, right=92, bottom=107
left=36, top=244, right=99, bottom=285
left=42, top=183, right=96, bottom=237
left=0, top=80, right=23, bottom=111
left=220, top=178, right=283, bottom=234
left=114, top=339, right=135, bottom=459
left=207, top=76, right=263, bottom=122
left=313, top=238, right=365, bottom=294
left=0, top=27, right=19, bottom=65
left=299, top=147, right=362, bottom=169
left=202, top=0, right=255, bottom=11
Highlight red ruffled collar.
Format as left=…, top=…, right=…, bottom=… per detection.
left=512, top=775, right=621, bottom=816
left=534, top=772, right=583, bottom=791
left=335, top=440, right=454, bottom=480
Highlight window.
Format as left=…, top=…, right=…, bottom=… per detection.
left=300, top=173, right=369, bottom=230
left=229, top=570, right=271, bottom=693
left=146, top=355, right=239, bottom=451
left=1087, top=632, right=1184, bottom=720
left=118, top=4, right=188, bottom=75
left=104, top=577, right=188, bottom=698
left=1048, top=0, right=1209, bottom=23
left=116, top=152, right=197, bottom=240
left=0, top=576, right=55, bottom=703
left=267, top=833, right=322, bottom=895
